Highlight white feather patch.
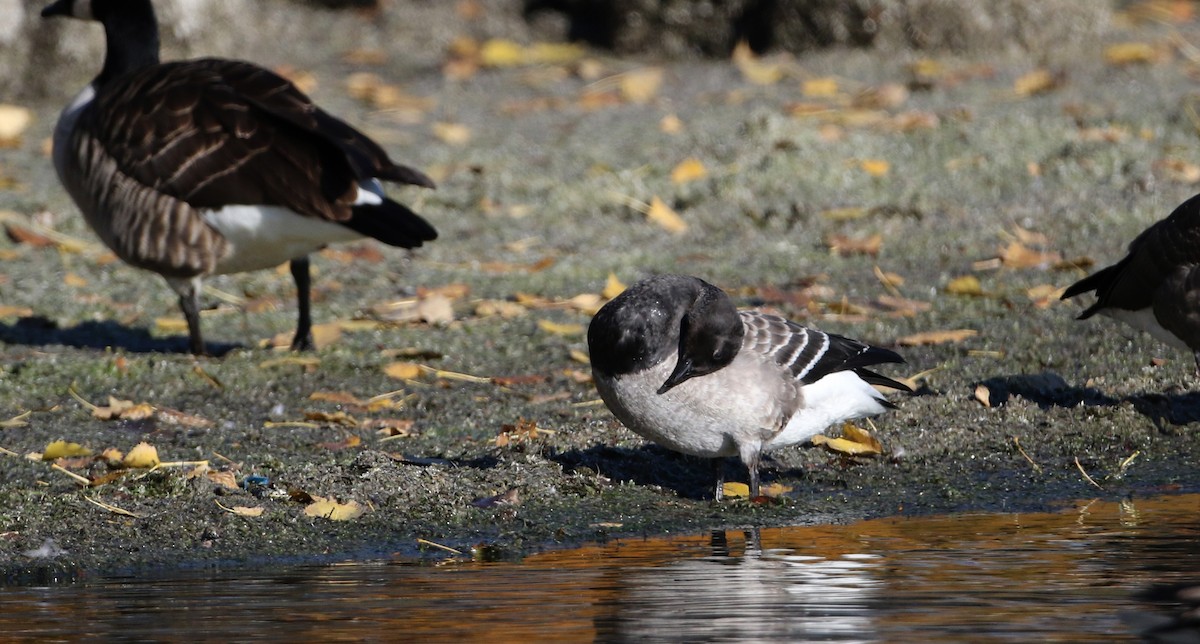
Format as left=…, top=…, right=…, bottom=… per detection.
left=770, top=371, right=889, bottom=448
left=202, top=205, right=361, bottom=275
left=1102, top=307, right=1189, bottom=350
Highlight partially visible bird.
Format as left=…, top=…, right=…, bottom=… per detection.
left=42, top=0, right=437, bottom=354
left=587, top=274, right=911, bottom=500
left=1062, top=193, right=1200, bottom=373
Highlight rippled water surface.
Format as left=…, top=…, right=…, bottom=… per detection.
left=4, top=494, right=1199, bottom=642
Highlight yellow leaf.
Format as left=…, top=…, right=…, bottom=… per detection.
left=732, top=40, right=784, bottom=85
left=1156, top=158, right=1200, bottom=184
left=569, top=348, right=591, bottom=364
left=524, top=41, right=585, bottom=65
left=802, top=77, right=839, bottom=98
left=155, top=317, right=189, bottom=334
left=722, top=482, right=751, bottom=498
left=602, top=273, right=626, bottom=300
left=479, top=38, right=525, bottom=67
left=304, top=495, right=366, bottom=521
left=860, top=159, right=890, bottom=177
left=383, top=362, right=423, bottom=380
left=1013, top=69, right=1057, bottom=97
left=1103, top=42, right=1161, bottom=66
left=432, top=122, right=471, bottom=145
left=619, top=67, right=663, bottom=103
left=670, top=158, right=708, bottom=184
left=946, top=275, right=984, bottom=296
left=841, top=423, right=883, bottom=454
left=812, top=433, right=880, bottom=456
left=896, top=329, right=978, bottom=346
left=646, top=196, right=687, bottom=234
left=42, top=440, right=91, bottom=461
left=537, top=319, right=585, bottom=336
left=1027, top=284, right=1065, bottom=308
left=660, top=113, right=684, bottom=134
left=122, top=442, right=160, bottom=469
left=0, top=104, right=34, bottom=144
left=63, top=272, right=88, bottom=288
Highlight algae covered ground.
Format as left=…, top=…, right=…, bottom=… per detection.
left=1, top=5, right=1200, bottom=579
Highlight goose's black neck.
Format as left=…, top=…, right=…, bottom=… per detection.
left=95, top=0, right=161, bottom=88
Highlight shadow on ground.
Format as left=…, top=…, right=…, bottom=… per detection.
left=551, top=444, right=809, bottom=500
left=0, top=317, right=236, bottom=356
left=977, top=372, right=1200, bottom=431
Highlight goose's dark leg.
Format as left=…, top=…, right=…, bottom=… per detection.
left=290, top=256, right=314, bottom=351
left=712, top=458, right=725, bottom=501
left=177, top=283, right=206, bottom=356
left=747, top=452, right=761, bottom=499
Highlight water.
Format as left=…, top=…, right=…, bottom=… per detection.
left=2, top=494, right=1198, bottom=642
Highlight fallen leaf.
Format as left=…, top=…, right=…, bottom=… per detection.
left=619, top=67, right=663, bottom=103
left=537, top=319, right=584, bottom=336
left=122, top=442, right=160, bottom=469
left=722, top=482, right=751, bottom=498
left=660, top=113, right=684, bottom=134
left=1103, top=42, right=1162, bottom=66
left=225, top=504, right=264, bottom=517
left=820, top=207, right=869, bottom=222
left=479, top=38, right=524, bottom=67
left=1027, top=283, right=1065, bottom=308
left=670, top=158, right=708, bottom=184
left=305, top=411, right=359, bottom=427
left=91, top=397, right=155, bottom=421
left=303, top=495, right=365, bottom=521
left=5, top=223, right=56, bottom=247
left=998, top=242, right=1062, bottom=269
left=897, top=329, right=978, bottom=346
left=812, top=435, right=873, bottom=455
left=0, top=306, right=34, bottom=318
left=383, top=362, right=423, bottom=380
left=1013, top=69, right=1059, bottom=97
left=432, top=122, right=471, bottom=145
left=206, top=470, right=239, bottom=490
left=853, top=83, right=909, bottom=109
left=0, top=105, right=33, bottom=145
left=859, top=159, right=890, bottom=177
left=732, top=40, right=785, bottom=85
left=42, top=440, right=91, bottom=461
left=1156, top=158, right=1200, bottom=184
left=945, top=275, right=984, bottom=296
left=645, top=196, right=687, bottom=234
left=602, top=273, right=626, bottom=300
left=826, top=233, right=882, bottom=256
left=802, top=77, right=839, bottom=98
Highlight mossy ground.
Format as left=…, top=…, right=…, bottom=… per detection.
left=1, top=7, right=1199, bottom=578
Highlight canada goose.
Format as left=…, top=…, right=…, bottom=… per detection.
left=587, top=274, right=911, bottom=499
left=42, top=0, right=437, bottom=354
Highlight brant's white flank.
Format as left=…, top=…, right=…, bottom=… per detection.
left=1062, top=193, right=1200, bottom=373
left=43, top=0, right=437, bottom=354
left=587, top=274, right=911, bottom=500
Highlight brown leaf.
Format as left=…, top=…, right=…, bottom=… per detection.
left=304, top=411, right=359, bottom=427
left=91, top=397, right=154, bottom=421
left=491, top=374, right=549, bottom=386
left=826, top=233, right=882, bottom=256
left=471, top=488, right=520, bottom=508
left=5, top=223, right=55, bottom=248
left=1013, top=69, right=1059, bottom=97
left=897, top=329, right=978, bottom=346
left=999, top=241, right=1062, bottom=269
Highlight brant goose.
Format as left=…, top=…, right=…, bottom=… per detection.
left=42, top=0, right=437, bottom=354
left=587, top=274, right=911, bottom=500
left=1062, top=194, right=1200, bottom=372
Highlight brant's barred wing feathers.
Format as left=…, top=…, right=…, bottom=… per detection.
left=739, top=311, right=907, bottom=388
left=90, top=59, right=432, bottom=222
